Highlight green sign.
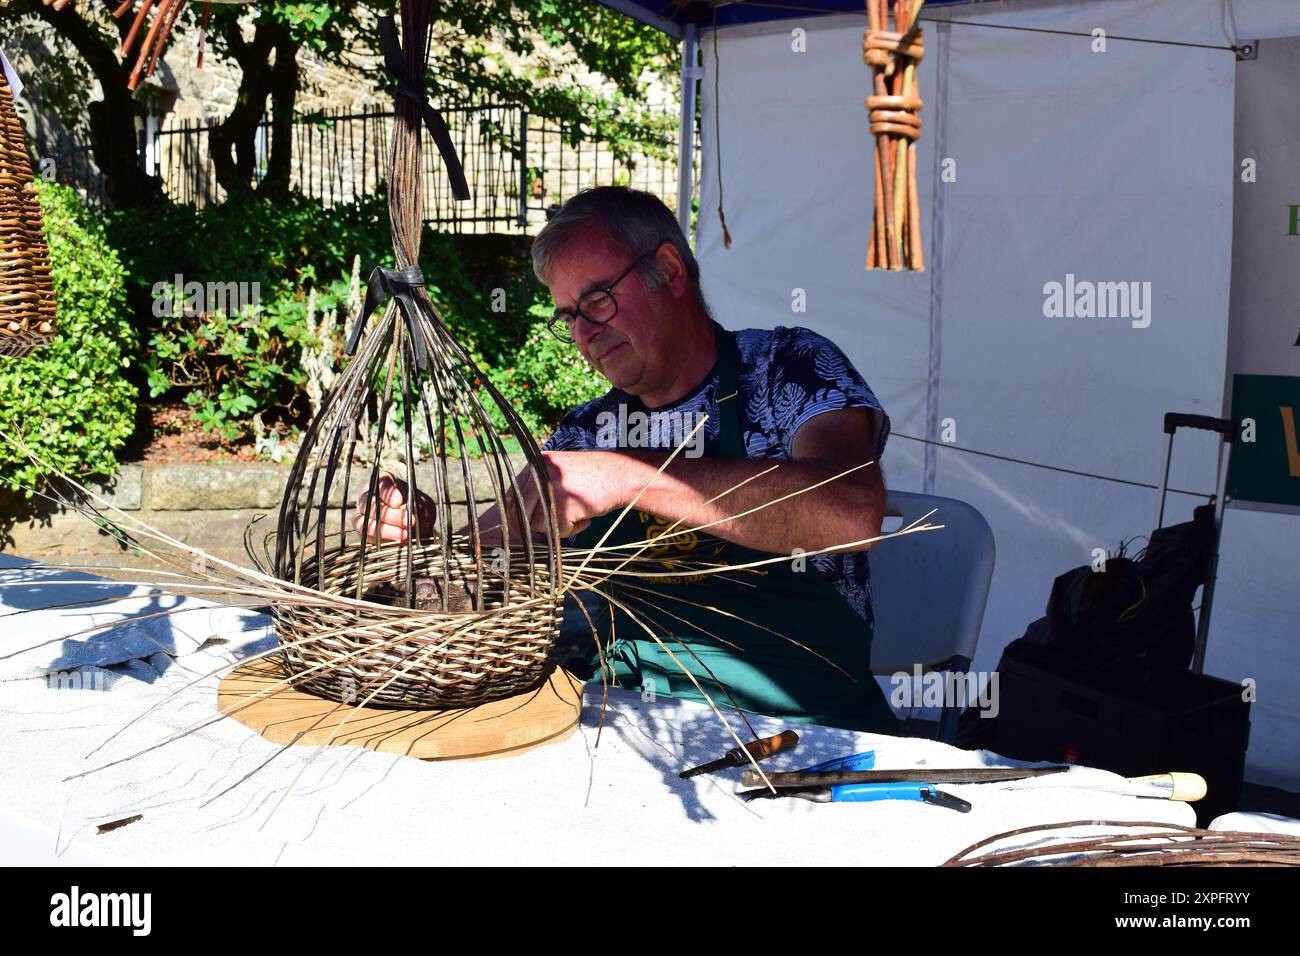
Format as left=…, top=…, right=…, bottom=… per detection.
left=1228, top=374, right=1300, bottom=509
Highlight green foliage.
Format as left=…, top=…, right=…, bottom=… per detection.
left=420, top=2, right=679, bottom=166
left=106, top=189, right=391, bottom=311
left=146, top=293, right=313, bottom=442
left=485, top=301, right=607, bottom=436
left=272, top=2, right=339, bottom=42
left=0, top=187, right=608, bottom=476
left=89, top=171, right=612, bottom=457
left=0, top=182, right=137, bottom=491
left=0, top=1, right=667, bottom=468
left=3, top=0, right=677, bottom=195
left=107, top=189, right=579, bottom=446
left=107, top=189, right=387, bottom=441
left=205, top=1, right=378, bottom=63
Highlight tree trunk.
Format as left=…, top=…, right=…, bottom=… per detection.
left=30, top=0, right=166, bottom=210
left=209, top=14, right=279, bottom=200
left=255, top=31, right=301, bottom=201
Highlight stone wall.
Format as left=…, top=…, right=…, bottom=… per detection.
left=2, top=457, right=526, bottom=568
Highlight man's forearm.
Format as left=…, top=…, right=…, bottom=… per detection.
left=610, top=450, right=884, bottom=555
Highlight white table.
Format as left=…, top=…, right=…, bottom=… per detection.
left=0, top=553, right=1195, bottom=866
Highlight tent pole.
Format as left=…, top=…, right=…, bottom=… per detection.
left=677, top=23, right=701, bottom=238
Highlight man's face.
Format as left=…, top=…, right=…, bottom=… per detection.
left=546, top=228, right=683, bottom=397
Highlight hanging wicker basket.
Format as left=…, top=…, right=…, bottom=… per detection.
left=0, top=69, right=56, bottom=358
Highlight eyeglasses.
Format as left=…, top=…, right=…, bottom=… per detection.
left=546, top=246, right=661, bottom=344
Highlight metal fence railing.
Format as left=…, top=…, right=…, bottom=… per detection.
left=26, top=136, right=110, bottom=210
left=149, top=101, right=697, bottom=234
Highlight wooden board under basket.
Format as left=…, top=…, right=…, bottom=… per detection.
left=218, top=657, right=584, bottom=760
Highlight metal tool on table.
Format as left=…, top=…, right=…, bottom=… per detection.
left=679, top=730, right=800, bottom=779
left=745, top=782, right=972, bottom=812
left=741, top=751, right=971, bottom=812
left=1129, top=772, right=1207, bottom=801
left=739, top=765, right=1068, bottom=789
left=995, top=770, right=1208, bottom=802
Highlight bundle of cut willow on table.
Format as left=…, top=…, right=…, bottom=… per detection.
left=865, top=0, right=926, bottom=272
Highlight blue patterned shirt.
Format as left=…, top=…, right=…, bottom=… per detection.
left=543, top=325, right=890, bottom=626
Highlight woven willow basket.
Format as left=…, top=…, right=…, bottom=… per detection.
left=269, top=3, right=565, bottom=711
left=0, top=70, right=56, bottom=358
left=273, top=541, right=563, bottom=709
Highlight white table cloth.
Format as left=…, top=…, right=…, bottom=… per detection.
left=0, top=554, right=1195, bottom=866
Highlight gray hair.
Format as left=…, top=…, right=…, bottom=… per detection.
left=531, top=186, right=700, bottom=293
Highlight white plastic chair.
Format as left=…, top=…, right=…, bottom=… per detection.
left=869, top=490, right=995, bottom=744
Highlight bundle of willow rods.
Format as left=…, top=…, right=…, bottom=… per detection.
left=48, top=0, right=242, bottom=91
left=944, top=820, right=1300, bottom=867
left=865, top=0, right=925, bottom=272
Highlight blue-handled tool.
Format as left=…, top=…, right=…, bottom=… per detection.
left=797, top=750, right=876, bottom=773
left=746, top=749, right=969, bottom=811
left=741, top=779, right=971, bottom=812
left=825, top=783, right=971, bottom=812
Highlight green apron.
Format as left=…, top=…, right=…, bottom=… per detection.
left=566, top=324, right=899, bottom=735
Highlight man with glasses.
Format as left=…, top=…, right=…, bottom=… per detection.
left=358, top=186, right=897, bottom=734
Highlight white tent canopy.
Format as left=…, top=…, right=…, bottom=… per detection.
left=611, top=0, right=1300, bottom=788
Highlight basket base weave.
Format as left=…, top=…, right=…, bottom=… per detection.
left=276, top=542, right=563, bottom=709
left=218, top=656, right=583, bottom=760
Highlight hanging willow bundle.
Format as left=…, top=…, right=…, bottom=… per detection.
left=266, top=0, right=566, bottom=710
left=59, top=0, right=251, bottom=91
left=0, top=67, right=56, bottom=358
left=865, top=0, right=925, bottom=272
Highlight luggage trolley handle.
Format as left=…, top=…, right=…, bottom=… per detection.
left=1155, top=413, right=1234, bottom=530
left=1163, top=413, right=1236, bottom=437
left=1155, top=412, right=1235, bottom=675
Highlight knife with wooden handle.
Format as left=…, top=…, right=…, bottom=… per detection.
left=680, top=730, right=800, bottom=779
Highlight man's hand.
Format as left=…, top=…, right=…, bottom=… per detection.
left=352, top=405, right=884, bottom=555
left=508, top=450, right=633, bottom=538
left=503, top=409, right=883, bottom=552
left=353, top=454, right=632, bottom=548
left=575, top=407, right=886, bottom=556
left=353, top=473, right=437, bottom=543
